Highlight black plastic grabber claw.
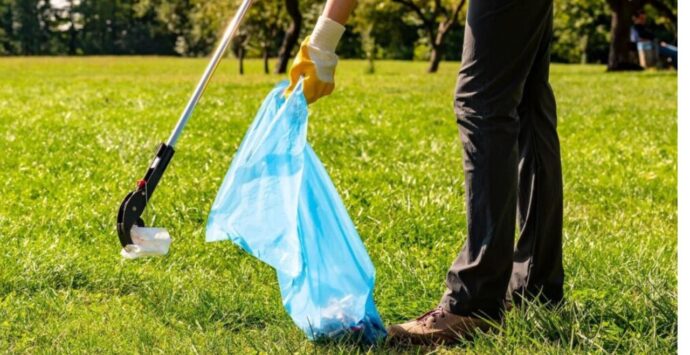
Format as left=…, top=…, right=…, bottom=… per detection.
left=117, top=143, right=174, bottom=247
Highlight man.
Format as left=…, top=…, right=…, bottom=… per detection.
left=286, top=0, right=564, bottom=345
left=630, top=9, right=677, bottom=69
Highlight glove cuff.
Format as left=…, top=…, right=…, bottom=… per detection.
left=309, top=16, right=345, bottom=53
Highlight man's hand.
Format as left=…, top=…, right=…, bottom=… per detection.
left=285, top=16, right=345, bottom=104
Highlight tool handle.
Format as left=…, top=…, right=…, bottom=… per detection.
left=166, top=0, right=253, bottom=147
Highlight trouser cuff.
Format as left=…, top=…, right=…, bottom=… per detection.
left=439, top=293, right=504, bottom=320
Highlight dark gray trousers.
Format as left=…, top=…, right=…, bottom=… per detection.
left=440, top=0, right=564, bottom=318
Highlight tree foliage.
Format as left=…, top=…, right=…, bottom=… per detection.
left=0, top=0, right=678, bottom=70
left=553, top=0, right=610, bottom=64
left=388, top=0, right=466, bottom=72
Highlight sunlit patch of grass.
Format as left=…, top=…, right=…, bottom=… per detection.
left=0, top=58, right=676, bottom=353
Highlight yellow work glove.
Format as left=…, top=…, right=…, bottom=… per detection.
left=285, top=16, right=345, bottom=104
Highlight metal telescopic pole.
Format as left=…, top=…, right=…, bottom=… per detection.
left=166, top=0, right=253, bottom=148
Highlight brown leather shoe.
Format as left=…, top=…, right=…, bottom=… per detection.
left=387, top=307, right=491, bottom=345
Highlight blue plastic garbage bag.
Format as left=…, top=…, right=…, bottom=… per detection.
left=206, top=81, right=386, bottom=342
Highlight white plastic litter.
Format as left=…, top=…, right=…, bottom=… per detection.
left=120, top=225, right=172, bottom=259
left=319, top=295, right=360, bottom=337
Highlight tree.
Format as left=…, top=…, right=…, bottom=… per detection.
left=605, top=0, right=644, bottom=71
left=274, top=0, right=301, bottom=74
left=10, top=0, right=51, bottom=54
left=553, top=0, right=609, bottom=64
left=351, top=1, right=379, bottom=73
left=350, top=1, right=419, bottom=60
left=231, top=32, right=250, bottom=74
left=647, top=0, right=677, bottom=31
left=0, top=0, right=16, bottom=54
left=48, top=0, right=81, bottom=55
left=390, top=0, right=467, bottom=73
left=243, top=0, right=287, bottom=74
left=140, top=0, right=205, bottom=56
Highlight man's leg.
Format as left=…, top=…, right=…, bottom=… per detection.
left=659, top=43, right=678, bottom=69
left=509, top=11, right=565, bottom=304
left=440, top=104, right=519, bottom=319
left=440, top=0, right=557, bottom=319
left=387, top=0, right=557, bottom=345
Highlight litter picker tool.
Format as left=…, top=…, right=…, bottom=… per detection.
left=116, top=0, right=253, bottom=258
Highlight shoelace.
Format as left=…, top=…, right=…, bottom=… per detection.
left=416, top=306, right=447, bottom=324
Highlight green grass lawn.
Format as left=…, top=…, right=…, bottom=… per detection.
left=0, top=57, right=677, bottom=353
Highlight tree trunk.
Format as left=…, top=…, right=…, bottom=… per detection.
left=263, top=45, right=270, bottom=74
left=428, top=23, right=449, bottom=73
left=428, top=45, right=442, bottom=73
left=68, top=0, right=77, bottom=55
left=239, top=46, right=245, bottom=75
left=275, top=0, right=301, bottom=74
left=366, top=55, right=375, bottom=74
left=607, top=0, right=643, bottom=71
left=579, top=34, right=589, bottom=64
left=69, top=24, right=77, bottom=55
